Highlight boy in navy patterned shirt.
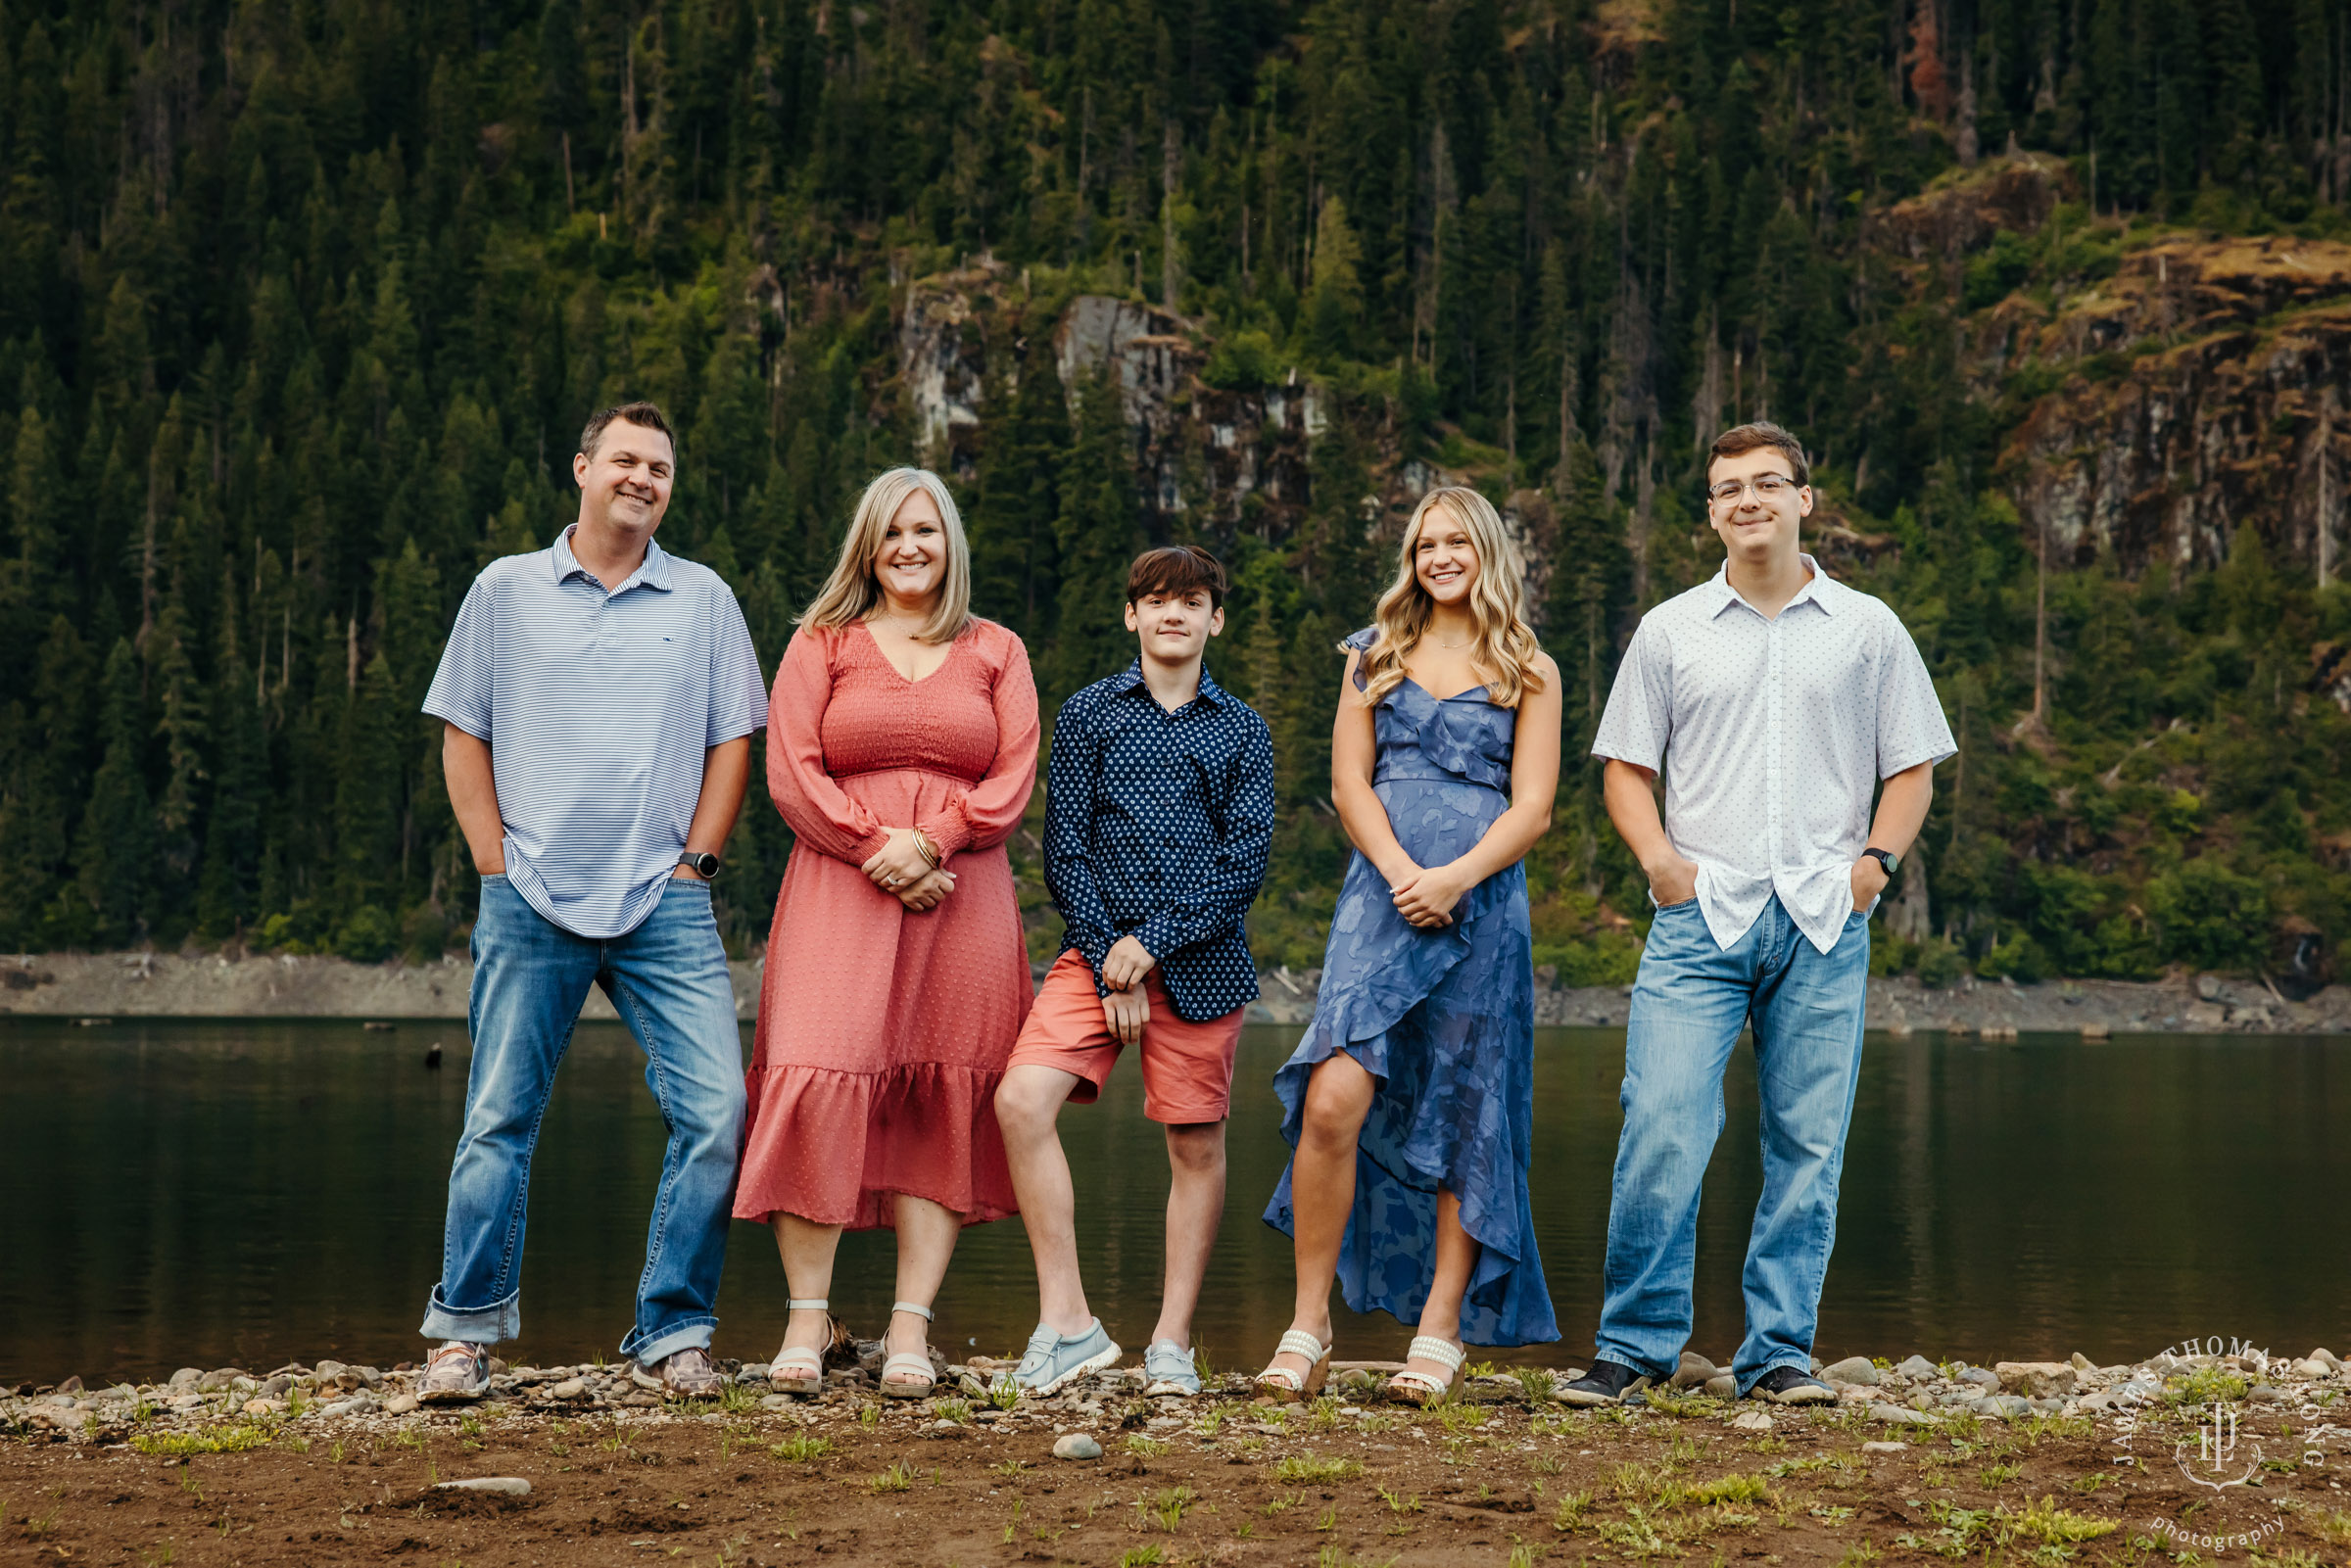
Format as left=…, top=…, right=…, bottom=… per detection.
left=992, top=546, right=1275, bottom=1397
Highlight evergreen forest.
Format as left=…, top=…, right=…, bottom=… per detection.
left=3, top=0, right=2349, bottom=989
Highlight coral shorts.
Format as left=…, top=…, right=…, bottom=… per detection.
left=1007, top=949, right=1244, bottom=1124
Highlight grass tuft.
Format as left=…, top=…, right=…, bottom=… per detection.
left=1276, top=1452, right=1363, bottom=1485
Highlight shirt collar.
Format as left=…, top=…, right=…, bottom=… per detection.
left=552, top=524, right=674, bottom=594
left=1111, top=658, right=1229, bottom=709
left=1705, top=552, right=1839, bottom=619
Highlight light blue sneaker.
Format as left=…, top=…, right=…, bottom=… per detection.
left=1142, top=1340, right=1202, bottom=1397
left=1001, top=1318, right=1122, bottom=1397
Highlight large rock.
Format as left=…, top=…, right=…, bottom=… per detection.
left=1051, top=1433, right=1102, bottom=1461
left=1670, top=1353, right=1718, bottom=1389
left=1822, top=1356, right=1881, bottom=1387
left=1895, top=1355, right=1939, bottom=1381
left=1994, top=1361, right=2076, bottom=1399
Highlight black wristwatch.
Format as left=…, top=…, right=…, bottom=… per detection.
left=677, top=850, right=721, bottom=879
left=1860, top=847, right=1899, bottom=879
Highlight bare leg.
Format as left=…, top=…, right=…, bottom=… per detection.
left=1395, top=1188, right=1477, bottom=1386
left=1267, top=1053, right=1375, bottom=1380
left=771, top=1212, right=844, bottom=1364
left=886, top=1193, right=963, bottom=1384
left=995, top=1064, right=1094, bottom=1336
left=1150, top=1119, right=1227, bottom=1349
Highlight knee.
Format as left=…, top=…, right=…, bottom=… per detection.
left=992, top=1075, right=1056, bottom=1141
left=1299, top=1083, right=1366, bottom=1151
left=1165, top=1123, right=1226, bottom=1175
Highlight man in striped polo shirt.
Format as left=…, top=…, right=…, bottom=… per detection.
left=416, top=402, right=767, bottom=1402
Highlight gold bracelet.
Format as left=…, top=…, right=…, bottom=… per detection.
left=911, top=829, right=941, bottom=871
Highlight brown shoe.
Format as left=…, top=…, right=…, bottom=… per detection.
left=630, top=1346, right=725, bottom=1399
left=419, top=1341, right=490, bottom=1403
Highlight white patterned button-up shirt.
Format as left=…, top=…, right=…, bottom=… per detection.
left=1592, top=555, right=1956, bottom=955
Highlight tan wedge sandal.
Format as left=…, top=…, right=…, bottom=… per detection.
left=879, top=1301, right=939, bottom=1399
left=1385, top=1335, right=1465, bottom=1406
left=768, top=1297, right=831, bottom=1396
left=1255, top=1328, right=1334, bottom=1402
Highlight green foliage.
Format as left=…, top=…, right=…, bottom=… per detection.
left=0, top=0, right=2337, bottom=984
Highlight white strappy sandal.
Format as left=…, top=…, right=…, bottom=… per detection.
left=1255, top=1328, right=1334, bottom=1402
left=1386, top=1336, right=1465, bottom=1406
left=879, top=1301, right=938, bottom=1399
left=769, top=1298, right=831, bottom=1396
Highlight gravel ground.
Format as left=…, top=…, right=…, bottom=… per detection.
left=7, top=1343, right=2348, bottom=1565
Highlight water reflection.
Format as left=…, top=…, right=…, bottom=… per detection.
left=3, top=1020, right=2343, bottom=1383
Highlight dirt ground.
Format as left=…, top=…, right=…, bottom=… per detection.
left=5, top=1374, right=2347, bottom=1568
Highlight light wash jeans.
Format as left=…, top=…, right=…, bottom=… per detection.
left=419, top=875, right=745, bottom=1365
left=1594, top=894, right=1869, bottom=1394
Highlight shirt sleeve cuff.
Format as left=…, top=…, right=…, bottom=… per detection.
left=1132, top=917, right=1182, bottom=962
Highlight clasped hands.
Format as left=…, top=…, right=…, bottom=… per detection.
left=861, top=827, right=954, bottom=912
left=1384, top=857, right=1471, bottom=929
left=1097, top=934, right=1157, bottom=1047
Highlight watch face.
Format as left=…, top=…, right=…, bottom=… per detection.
left=694, top=853, right=720, bottom=877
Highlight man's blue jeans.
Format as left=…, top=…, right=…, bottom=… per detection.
left=419, top=875, right=745, bottom=1364
left=1595, top=895, right=1869, bottom=1394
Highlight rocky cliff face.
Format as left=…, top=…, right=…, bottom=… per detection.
left=900, top=171, right=2351, bottom=605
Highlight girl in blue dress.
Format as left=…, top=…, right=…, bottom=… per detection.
left=1258, top=486, right=1562, bottom=1404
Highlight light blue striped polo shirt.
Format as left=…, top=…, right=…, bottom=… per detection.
left=423, top=525, right=767, bottom=939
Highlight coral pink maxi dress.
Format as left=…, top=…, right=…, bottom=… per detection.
left=735, top=618, right=1040, bottom=1230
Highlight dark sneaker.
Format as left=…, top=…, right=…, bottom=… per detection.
left=1749, top=1365, right=1837, bottom=1404
left=1556, top=1359, right=1652, bottom=1407
left=419, top=1341, right=489, bottom=1403
left=631, top=1347, right=725, bottom=1399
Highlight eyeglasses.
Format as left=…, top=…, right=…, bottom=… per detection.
left=1706, top=475, right=1799, bottom=506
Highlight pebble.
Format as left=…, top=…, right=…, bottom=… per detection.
left=1052, top=1433, right=1102, bottom=1460
left=1956, top=1366, right=2000, bottom=1388
left=1822, top=1355, right=1880, bottom=1386
left=1703, top=1373, right=1738, bottom=1400
left=2291, top=1358, right=2332, bottom=1379
left=381, top=1394, right=420, bottom=1415
left=1861, top=1441, right=1909, bottom=1454
left=1730, top=1410, right=1774, bottom=1431
left=2247, top=1385, right=2286, bottom=1403
left=547, top=1378, right=589, bottom=1401
left=1869, top=1402, right=1938, bottom=1425
left=168, top=1368, right=204, bottom=1392
left=1895, top=1355, right=1939, bottom=1380
left=435, top=1477, right=531, bottom=1496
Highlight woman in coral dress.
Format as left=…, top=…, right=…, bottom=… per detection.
left=735, top=467, right=1040, bottom=1398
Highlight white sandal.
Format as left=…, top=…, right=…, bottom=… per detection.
left=1386, top=1336, right=1465, bottom=1406
left=879, top=1301, right=937, bottom=1399
left=1255, top=1328, right=1334, bottom=1402
left=769, top=1298, right=831, bottom=1395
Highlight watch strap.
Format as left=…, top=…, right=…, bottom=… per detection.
left=1862, top=847, right=1897, bottom=877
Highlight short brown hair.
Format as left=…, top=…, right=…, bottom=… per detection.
left=1707, top=421, right=1808, bottom=487
left=580, top=402, right=677, bottom=462
left=1127, top=545, right=1227, bottom=608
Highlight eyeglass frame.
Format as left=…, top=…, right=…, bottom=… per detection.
left=1704, top=472, right=1806, bottom=508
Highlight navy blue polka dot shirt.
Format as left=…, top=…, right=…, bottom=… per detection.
left=1043, top=660, right=1275, bottom=1022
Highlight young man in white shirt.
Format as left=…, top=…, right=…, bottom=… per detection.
left=1564, top=421, right=1956, bottom=1407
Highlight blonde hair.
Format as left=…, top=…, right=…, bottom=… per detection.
left=799, top=468, right=973, bottom=643
left=1357, top=487, right=1545, bottom=709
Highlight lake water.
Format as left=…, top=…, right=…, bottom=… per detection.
left=5, top=1019, right=2345, bottom=1385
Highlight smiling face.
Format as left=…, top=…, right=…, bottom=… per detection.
left=1412, top=501, right=1482, bottom=608
left=1705, top=445, right=1812, bottom=566
left=870, top=489, right=947, bottom=612
left=1124, top=585, right=1224, bottom=667
left=572, top=420, right=675, bottom=537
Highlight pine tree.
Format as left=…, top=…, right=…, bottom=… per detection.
left=72, top=639, right=155, bottom=947
left=1043, top=363, right=1143, bottom=712
left=198, top=568, right=264, bottom=936
left=969, top=344, right=1071, bottom=645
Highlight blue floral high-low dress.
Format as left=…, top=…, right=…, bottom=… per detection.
left=1264, top=626, right=1557, bottom=1347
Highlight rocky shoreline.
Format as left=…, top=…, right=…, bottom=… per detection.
left=11, top=1337, right=2346, bottom=1566
left=13, top=1337, right=2344, bottom=1443
left=6, top=948, right=2348, bottom=1033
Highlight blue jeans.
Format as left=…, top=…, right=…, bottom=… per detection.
left=1595, top=895, right=1869, bottom=1394
left=420, top=875, right=746, bottom=1364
